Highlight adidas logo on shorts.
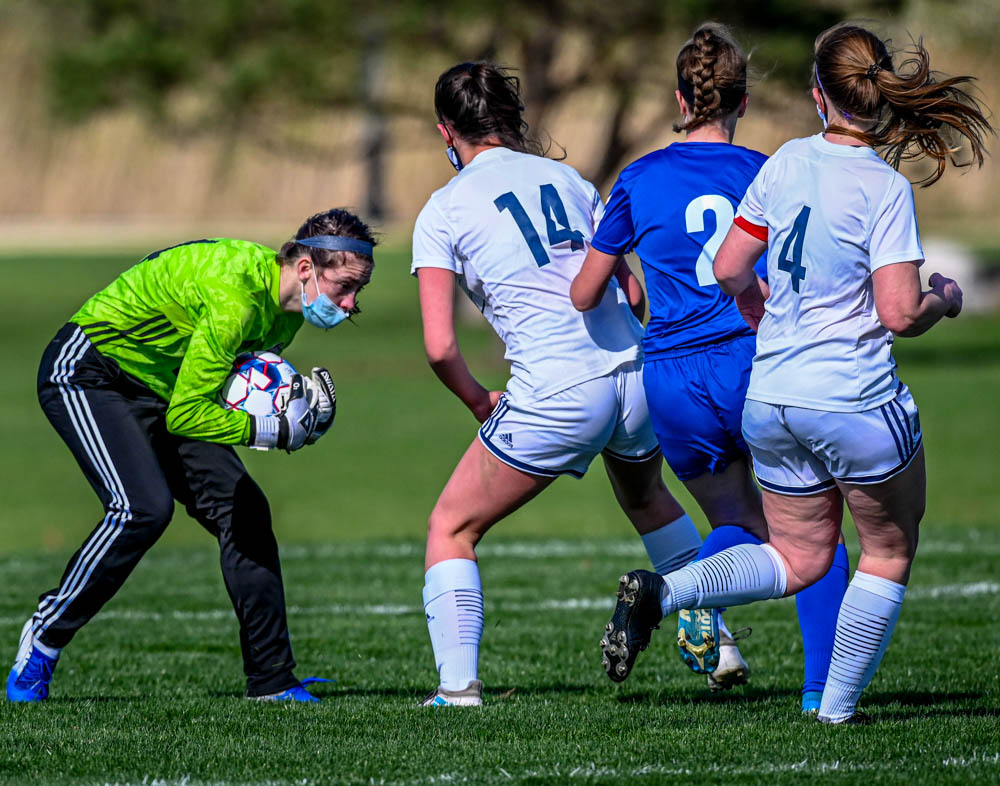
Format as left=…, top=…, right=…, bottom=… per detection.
left=498, top=433, right=513, bottom=448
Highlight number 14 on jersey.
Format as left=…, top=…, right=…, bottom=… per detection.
left=495, top=184, right=585, bottom=267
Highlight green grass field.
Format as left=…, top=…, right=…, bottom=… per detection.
left=1, top=247, right=998, bottom=785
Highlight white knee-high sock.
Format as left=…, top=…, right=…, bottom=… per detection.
left=422, top=558, right=484, bottom=691
left=640, top=514, right=702, bottom=575
left=660, top=543, right=787, bottom=616
left=818, top=571, right=906, bottom=723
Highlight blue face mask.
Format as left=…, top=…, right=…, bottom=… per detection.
left=446, top=145, right=463, bottom=171
left=301, top=265, right=350, bottom=330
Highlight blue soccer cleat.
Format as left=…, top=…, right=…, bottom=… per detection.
left=677, top=607, right=720, bottom=674
left=802, top=690, right=824, bottom=714
left=252, top=676, right=331, bottom=703
left=258, top=684, right=320, bottom=703
left=7, top=620, right=60, bottom=703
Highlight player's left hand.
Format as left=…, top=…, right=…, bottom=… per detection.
left=472, top=390, right=504, bottom=423
left=305, top=367, right=336, bottom=444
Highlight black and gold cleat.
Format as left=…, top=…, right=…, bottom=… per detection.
left=600, top=570, right=664, bottom=683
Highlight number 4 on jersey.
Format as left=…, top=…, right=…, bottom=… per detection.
left=778, top=206, right=810, bottom=293
left=495, top=184, right=585, bottom=267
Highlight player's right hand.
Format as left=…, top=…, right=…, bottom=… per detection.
left=929, top=272, right=963, bottom=318
left=278, top=374, right=319, bottom=451
left=249, top=374, right=327, bottom=451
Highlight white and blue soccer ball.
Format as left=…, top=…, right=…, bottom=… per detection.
left=219, top=351, right=298, bottom=416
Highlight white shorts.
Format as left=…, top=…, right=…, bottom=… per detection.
left=742, top=384, right=922, bottom=495
left=478, top=360, right=661, bottom=478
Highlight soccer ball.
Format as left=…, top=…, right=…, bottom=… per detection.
left=219, top=351, right=298, bottom=416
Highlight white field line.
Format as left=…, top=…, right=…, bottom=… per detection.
left=87, top=752, right=1000, bottom=786
left=2, top=536, right=996, bottom=573
left=275, top=537, right=1000, bottom=561
left=1, top=581, right=996, bottom=628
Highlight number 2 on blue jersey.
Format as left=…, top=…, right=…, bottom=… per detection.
left=778, top=205, right=810, bottom=293
left=685, top=195, right=735, bottom=286
left=495, top=185, right=585, bottom=267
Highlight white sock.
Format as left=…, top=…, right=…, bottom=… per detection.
left=26, top=618, right=60, bottom=660
left=422, top=558, right=484, bottom=691
left=33, top=639, right=60, bottom=659
left=660, top=543, right=787, bottom=617
left=640, top=514, right=702, bottom=575
left=818, top=571, right=906, bottom=723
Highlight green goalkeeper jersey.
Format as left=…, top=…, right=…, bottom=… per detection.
left=71, top=238, right=303, bottom=445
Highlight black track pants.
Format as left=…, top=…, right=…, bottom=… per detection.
left=33, top=323, right=297, bottom=696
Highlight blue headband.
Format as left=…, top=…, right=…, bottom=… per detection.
left=296, top=235, right=374, bottom=257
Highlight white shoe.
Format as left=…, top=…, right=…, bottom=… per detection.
left=706, top=625, right=750, bottom=691
left=420, top=680, right=483, bottom=706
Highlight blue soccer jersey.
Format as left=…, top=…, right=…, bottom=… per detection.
left=592, top=142, right=768, bottom=360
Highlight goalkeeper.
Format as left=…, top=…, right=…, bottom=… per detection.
left=6, top=208, right=375, bottom=703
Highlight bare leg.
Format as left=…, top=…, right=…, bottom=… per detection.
left=422, top=438, right=554, bottom=697
left=601, top=451, right=686, bottom=535
left=761, top=489, right=845, bottom=594
left=682, top=456, right=767, bottom=540
left=817, top=448, right=926, bottom=722
left=840, top=448, right=925, bottom=585
left=425, top=438, right=554, bottom=570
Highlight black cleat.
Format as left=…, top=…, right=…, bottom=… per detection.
left=601, top=570, right=664, bottom=683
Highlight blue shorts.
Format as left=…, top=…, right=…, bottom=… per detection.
left=643, top=335, right=755, bottom=481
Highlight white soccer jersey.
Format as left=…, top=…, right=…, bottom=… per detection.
left=736, top=134, right=924, bottom=412
left=412, top=147, right=643, bottom=403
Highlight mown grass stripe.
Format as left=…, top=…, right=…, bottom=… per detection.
left=81, top=751, right=1000, bottom=786
left=1, top=535, right=996, bottom=572
left=1, top=582, right=994, bottom=627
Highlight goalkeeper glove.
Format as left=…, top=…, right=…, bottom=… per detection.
left=249, top=374, right=318, bottom=451
left=305, top=367, right=336, bottom=444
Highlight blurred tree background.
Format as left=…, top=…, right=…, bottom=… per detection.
left=0, top=0, right=996, bottom=245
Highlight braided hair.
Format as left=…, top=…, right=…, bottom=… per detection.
left=673, top=23, right=748, bottom=133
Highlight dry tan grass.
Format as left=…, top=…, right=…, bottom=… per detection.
left=0, top=14, right=995, bottom=246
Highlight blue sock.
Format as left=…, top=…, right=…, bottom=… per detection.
left=696, top=524, right=762, bottom=560
left=796, top=543, right=849, bottom=704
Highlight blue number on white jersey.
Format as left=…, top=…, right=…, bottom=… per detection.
left=495, top=184, right=584, bottom=267
left=778, top=205, right=810, bottom=293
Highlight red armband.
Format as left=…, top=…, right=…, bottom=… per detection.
left=734, top=216, right=768, bottom=243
